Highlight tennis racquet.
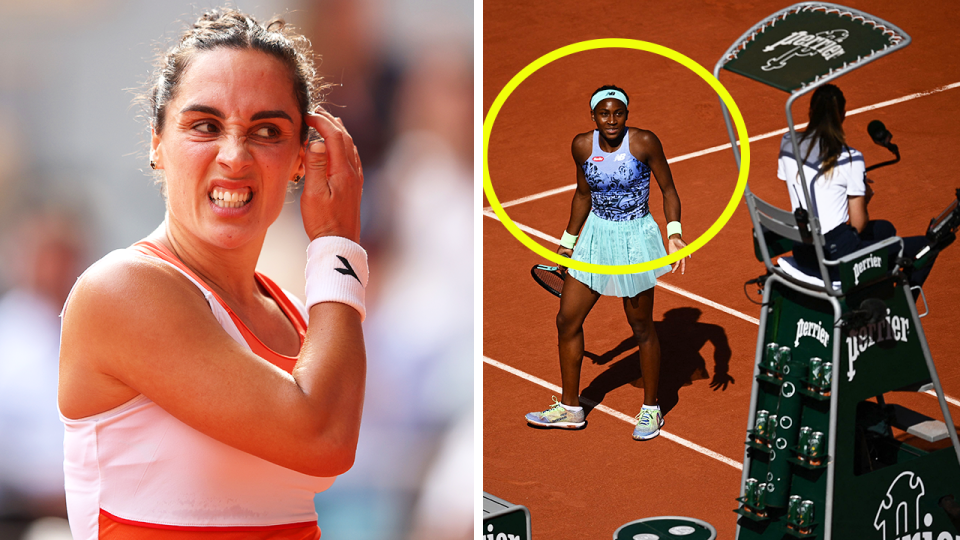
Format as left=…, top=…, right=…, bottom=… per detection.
left=531, top=264, right=565, bottom=297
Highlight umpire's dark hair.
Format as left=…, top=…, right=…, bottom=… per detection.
left=142, top=7, right=326, bottom=143
left=801, top=83, right=848, bottom=174
left=590, top=85, right=630, bottom=108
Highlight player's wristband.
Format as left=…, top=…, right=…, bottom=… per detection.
left=305, top=236, right=369, bottom=321
left=560, top=231, right=578, bottom=249
left=666, top=221, right=682, bottom=238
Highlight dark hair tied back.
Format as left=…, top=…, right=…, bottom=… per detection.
left=802, top=83, right=847, bottom=173
left=147, top=7, right=325, bottom=143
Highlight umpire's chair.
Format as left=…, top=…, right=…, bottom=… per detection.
left=746, top=187, right=903, bottom=296
left=711, top=4, right=960, bottom=539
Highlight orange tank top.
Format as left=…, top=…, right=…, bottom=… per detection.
left=132, top=240, right=306, bottom=371
left=62, top=241, right=328, bottom=540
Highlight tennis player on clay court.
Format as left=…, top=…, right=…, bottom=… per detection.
left=525, top=85, right=690, bottom=441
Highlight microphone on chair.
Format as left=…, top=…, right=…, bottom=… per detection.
left=839, top=297, right=887, bottom=328
left=858, top=298, right=887, bottom=325
left=868, top=120, right=899, bottom=158
left=867, top=120, right=891, bottom=146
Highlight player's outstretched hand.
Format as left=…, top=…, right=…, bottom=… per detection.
left=668, top=237, right=689, bottom=275
left=301, top=110, right=364, bottom=243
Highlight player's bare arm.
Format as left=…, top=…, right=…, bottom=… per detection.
left=631, top=127, right=687, bottom=273
left=560, top=132, right=594, bottom=259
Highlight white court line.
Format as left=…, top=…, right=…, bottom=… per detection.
left=486, top=81, right=960, bottom=211
left=655, top=281, right=760, bottom=325
left=925, top=389, right=960, bottom=409
left=846, top=81, right=960, bottom=116
left=482, top=209, right=559, bottom=245
left=483, top=355, right=743, bottom=470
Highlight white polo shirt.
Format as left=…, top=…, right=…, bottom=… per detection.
left=777, top=132, right=866, bottom=234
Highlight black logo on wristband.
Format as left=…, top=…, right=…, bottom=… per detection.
left=335, top=256, right=362, bottom=284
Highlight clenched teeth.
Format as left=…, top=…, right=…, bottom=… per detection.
left=210, top=187, right=252, bottom=209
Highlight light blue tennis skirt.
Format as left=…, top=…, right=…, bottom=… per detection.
left=568, top=212, right=671, bottom=297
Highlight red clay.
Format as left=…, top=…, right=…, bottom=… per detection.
left=484, top=1, right=960, bottom=538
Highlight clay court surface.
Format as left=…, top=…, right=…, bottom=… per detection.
left=482, top=1, right=960, bottom=538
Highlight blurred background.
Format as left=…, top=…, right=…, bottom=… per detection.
left=0, top=1, right=473, bottom=539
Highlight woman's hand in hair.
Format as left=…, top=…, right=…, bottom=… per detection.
left=301, top=111, right=364, bottom=243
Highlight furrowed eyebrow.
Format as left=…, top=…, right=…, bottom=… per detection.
left=251, top=110, right=293, bottom=122
left=180, top=104, right=224, bottom=118
left=179, top=105, right=292, bottom=123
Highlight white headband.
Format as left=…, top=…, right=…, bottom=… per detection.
left=590, top=89, right=628, bottom=110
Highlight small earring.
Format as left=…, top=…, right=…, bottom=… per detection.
left=150, top=160, right=157, bottom=170
left=293, top=175, right=302, bottom=183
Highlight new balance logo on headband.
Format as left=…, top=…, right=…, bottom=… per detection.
left=335, top=256, right=362, bottom=284
left=590, top=88, right=628, bottom=110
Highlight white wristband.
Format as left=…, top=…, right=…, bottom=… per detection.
left=305, top=236, right=369, bottom=321
left=666, top=221, right=682, bottom=238
left=560, top=230, right=578, bottom=249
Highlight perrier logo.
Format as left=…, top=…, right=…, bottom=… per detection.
left=853, top=255, right=884, bottom=286
left=846, top=312, right=911, bottom=382
left=874, top=471, right=956, bottom=540
left=795, top=317, right=830, bottom=349
left=761, top=29, right=849, bottom=71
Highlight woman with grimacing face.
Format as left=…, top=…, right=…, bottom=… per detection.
left=525, top=85, right=689, bottom=441
left=58, top=9, right=365, bottom=539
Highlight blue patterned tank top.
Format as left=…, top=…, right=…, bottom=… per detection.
left=581, top=129, right=651, bottom=221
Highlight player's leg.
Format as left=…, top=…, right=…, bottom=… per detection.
left=623, top=287, right=659, bottom=406
left=524, top=274, right=599, bottom=429
left=623, top=287, right=664, bottom=440
left=556, top=275, right=601, bottom=407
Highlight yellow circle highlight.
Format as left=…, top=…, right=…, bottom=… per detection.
left=483, top=39, right=750, bottom=274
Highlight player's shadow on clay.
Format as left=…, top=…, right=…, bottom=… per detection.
left=579, top=307, right=733, bottom=417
